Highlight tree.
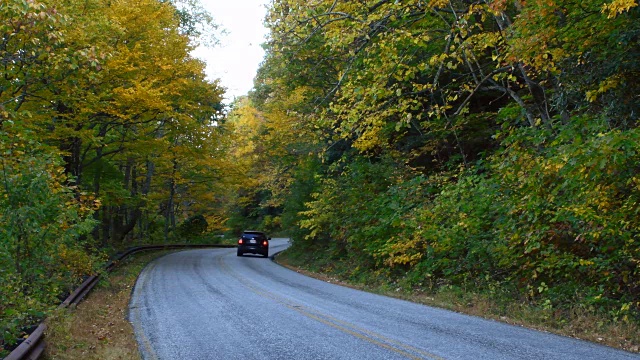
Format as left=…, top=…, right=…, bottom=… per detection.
left=228, top=0, right=640, bottom=325
left=1, top=0, right=226, bottom=349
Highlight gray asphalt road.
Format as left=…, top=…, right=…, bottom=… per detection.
left=129, top=239, right=638, bottom=360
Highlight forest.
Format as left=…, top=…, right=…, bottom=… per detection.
left=1, top=0, right=639, bottom=353
left=0, top=0, right=234, bottom=350
left=224, top=0, right=640, bottom=341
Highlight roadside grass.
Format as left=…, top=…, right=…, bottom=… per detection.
left=38, top=244, right=639, bottom=358
left=274, top=249, right=640, bottom=354
left=43, top=251, right=172, bottom=360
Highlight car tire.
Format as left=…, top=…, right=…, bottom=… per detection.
left=237, top=250, right=243, bottom=257
left=263, top=251, right=269, bottom=258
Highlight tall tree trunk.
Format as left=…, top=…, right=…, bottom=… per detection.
left=164, top=158, right=177, bottom=243
left=102, top=206, right=111, bottom=246
left=91, top=147, right=104, bottom=244
left=114, top=159, right=154, bottom=243
left=63, top=136, right=82, bottom=183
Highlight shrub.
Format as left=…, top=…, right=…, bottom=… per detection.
left=0, top=126, right=99, bottom=352
left=176, top=214, right=208, bottom=240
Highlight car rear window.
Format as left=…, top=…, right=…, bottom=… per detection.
left=242, top=232, right=266, bottom=239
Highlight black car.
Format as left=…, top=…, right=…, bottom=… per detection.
left=237, top=230, right=270, bottom=257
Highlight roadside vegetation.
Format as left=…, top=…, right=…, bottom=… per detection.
left=223, top=0, right=640, bottom=353
left=0, top=0, right=227, bottom=355
left=2, top=0, right=639, bottom=356
left=276, top=248, right=640, bottom=353
left=43, top=250, right=171, bottom=360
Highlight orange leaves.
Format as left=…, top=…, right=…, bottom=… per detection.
left=488, top=0, right=510, bottom=14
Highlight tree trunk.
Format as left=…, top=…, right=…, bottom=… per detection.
left=164, top=158, right=177, bottom=243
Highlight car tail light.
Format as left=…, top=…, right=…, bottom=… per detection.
left=238, top=239, right=243, bottom=245
left=262, top=240, right=268, bottom=246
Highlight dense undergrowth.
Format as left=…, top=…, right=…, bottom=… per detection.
left=286, top=119, right=640, bottom=326
left=277, top=241, right=640, bottom=352
left=222, top=0, right=640, bottom=337
left=272, top=117, right=640, bottom=351
left=43, top=251, right=171, bottom=360
left=3, top=0, right=640, bottom=355
left=0, top=134, right=101, bottom=355
left=1, top=0, right=224, bottom=355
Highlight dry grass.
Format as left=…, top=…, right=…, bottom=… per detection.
left=44, top=251, right=171, bottom=360
left=401, top=290, right=640, bottom=353
left=40, top=248, right=639, bottom=358
left=274, top=251, right=640, bottom=354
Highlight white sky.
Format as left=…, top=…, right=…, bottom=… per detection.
left=192, top=0, right=270, bottom=103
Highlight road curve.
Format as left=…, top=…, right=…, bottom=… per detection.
left=129, top=239, right=638, bottom=360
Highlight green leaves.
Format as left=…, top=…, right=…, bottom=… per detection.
left=226, top=0, right=640, bottom=325
left=0, top=124, right=99, bottom=350
left=0, top=0, right=224, bottom=350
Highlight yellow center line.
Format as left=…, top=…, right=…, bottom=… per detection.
left=310, top=309, right=446, bottom=360
left=286, top=303, right=424, bottom=360
left=217, top=254, right=445, bottom=360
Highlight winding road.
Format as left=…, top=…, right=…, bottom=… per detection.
left=129, top=238, right=638, bottom=359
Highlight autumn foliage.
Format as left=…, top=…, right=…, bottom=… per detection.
left=226, top=0, right=640, bottom=329
left=1, top=0, right=225, bottom=351
left=2, top=0, right=639, bottom=352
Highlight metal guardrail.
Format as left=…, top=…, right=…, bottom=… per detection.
left=3, top=243, right=235, bottom=360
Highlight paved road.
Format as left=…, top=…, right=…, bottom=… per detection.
left=129, top=239, right=638, bottom=360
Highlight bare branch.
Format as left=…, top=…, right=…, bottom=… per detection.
left=452, top=65, right=513, bottom=117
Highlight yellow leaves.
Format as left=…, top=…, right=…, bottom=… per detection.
left=586, top=76, right=621, bottom=102
left=469, top=31, right=504, bottom=52
left=602, top=0, right=638, bottom=18
left=429, top=53, right=448, bottom=66
left=579, top=259, right=595, bottom=266
left=428, top=0, right=450, bottom=8
left=57, top=244, right=96, bottom=280
left=353, top=123, right=384, bottom=152
left=378, top=235, right=426, bottom=267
